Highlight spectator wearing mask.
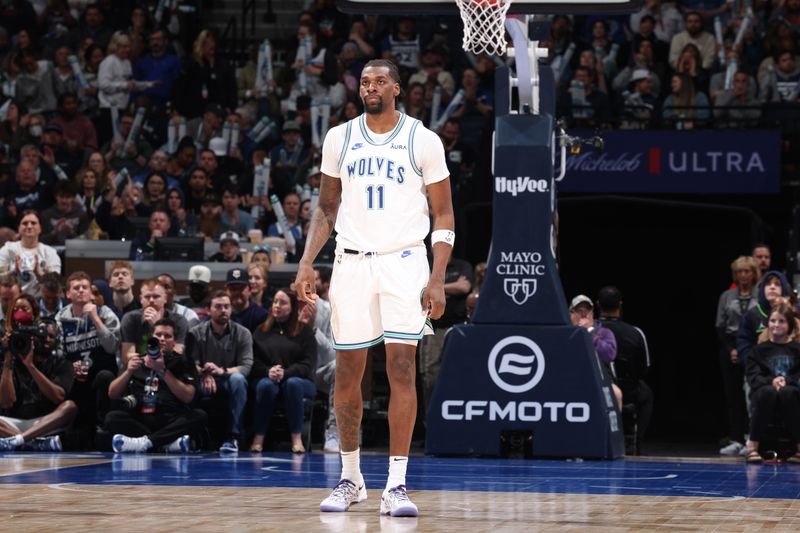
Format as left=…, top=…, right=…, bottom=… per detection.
left=0, top=294, right=77, bottom=451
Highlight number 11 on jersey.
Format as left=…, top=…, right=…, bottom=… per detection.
left=366, top=184, right=384, bottom=210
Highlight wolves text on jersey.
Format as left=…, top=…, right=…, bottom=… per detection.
left=346, top=156, right=406, bottom=184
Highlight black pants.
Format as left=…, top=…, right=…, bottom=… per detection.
left=719, top=347, right=748, bottom=443
left=749, top=385, right=800, bottom=443
left=621, top=379, right=654, bottom=444
left=70, top=370, right=115, bottom=427
left=104, top=408, right=208, bottom=448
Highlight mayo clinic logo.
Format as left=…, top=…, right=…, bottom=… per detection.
left=497, top=252, right=545, bottom=306
left=488, top=336, right=545, bottom=393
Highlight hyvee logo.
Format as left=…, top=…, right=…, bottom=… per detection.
left=497, top=251, right=545, bottom=305
left=495, top=176, right=549, bottom=196
left=488, top=336, right=545, bottom=393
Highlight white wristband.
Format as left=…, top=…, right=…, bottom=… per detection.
left=431, top=229, right=455, bottom=247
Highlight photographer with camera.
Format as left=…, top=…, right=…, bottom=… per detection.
left=120, top=279, right=189, bottom=367
left=0, top=211, right=62, bottom=298
left=106, top=318, right=206, bottom=453
left=0, top=294, right=77, bottom=451
left=57, top=272, right=121, bottom=435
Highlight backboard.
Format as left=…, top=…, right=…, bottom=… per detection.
left=338, top=0, right=643, bottom=16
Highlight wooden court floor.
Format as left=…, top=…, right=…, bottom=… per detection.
left=2, top=452, right=800, bottom=532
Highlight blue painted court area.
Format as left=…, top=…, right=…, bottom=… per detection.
left=1, top=453, right=799, bottom=500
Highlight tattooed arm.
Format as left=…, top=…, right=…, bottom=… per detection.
left=295, top=174, right=341, bottom=303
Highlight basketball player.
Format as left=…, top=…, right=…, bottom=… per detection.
left=295, top=59, right=454, bottom=517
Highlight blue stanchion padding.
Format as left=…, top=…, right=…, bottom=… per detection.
left=425, top=324, right=624, bottom=458
left=471, top=112, right=567, bottom=326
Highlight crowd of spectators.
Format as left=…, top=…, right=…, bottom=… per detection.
left=1, top=0, right=797, bottom=456
left=715, top=244, right=800, bottom=461
left=551, top=0, right=800, bottom=134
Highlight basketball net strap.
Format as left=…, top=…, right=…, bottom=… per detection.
left=455, top=0, right=513, bottom=56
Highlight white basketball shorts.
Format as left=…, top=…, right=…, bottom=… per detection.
left=329, top=244, right=432, bottom=350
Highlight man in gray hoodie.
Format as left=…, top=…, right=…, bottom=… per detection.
left=56, top=271, right=121, bottom=430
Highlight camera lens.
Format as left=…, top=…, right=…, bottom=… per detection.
left=146, top=337, right=161, bottom=358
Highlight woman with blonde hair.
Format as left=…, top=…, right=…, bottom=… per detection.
left=744, top=302, right=800, bottom=463
left=97, top=32, right=155, bottom=144
left=716, top=255, right=760, bottom=456
left=248, top=263, right=274, bottom=309
left=174, top=29, right=236, bottom=119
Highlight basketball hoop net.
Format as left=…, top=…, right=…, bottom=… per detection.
left=455, top=0, right=513, bottom=56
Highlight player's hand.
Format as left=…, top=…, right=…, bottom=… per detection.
left=422, top=279, right=446, bottom=320
left=294, top=263, right=317, bottom=304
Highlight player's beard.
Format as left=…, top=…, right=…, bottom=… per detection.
left=364, top=99, right=384, bottom=114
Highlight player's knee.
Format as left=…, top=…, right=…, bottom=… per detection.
left=388, top=356, right=416, bottom=387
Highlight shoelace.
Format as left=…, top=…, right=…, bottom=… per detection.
left=388, top=485, right=409, bottom=501
left=331, top=480, right=357, bottom=499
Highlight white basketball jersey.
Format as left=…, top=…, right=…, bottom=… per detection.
left=321, top=112, right=449, bottom=253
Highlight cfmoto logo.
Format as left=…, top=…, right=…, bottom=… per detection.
left=487, top=336, right=545, bottom=393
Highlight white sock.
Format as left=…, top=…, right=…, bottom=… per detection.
left=340, top=448, right=363, bottom=485
left=386, top=456, right=408, bottom=490
left=10, top=434, right=24, bottom=447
